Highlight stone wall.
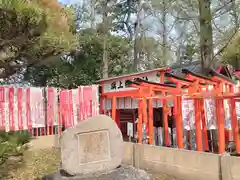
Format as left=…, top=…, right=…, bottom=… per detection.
left=29, top=136, right=240, bottom=180
left=122, top=142, right=240, bottom=180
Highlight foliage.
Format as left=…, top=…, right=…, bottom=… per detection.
left=0, top=130, right=31, bottom=165
left=24, top=29, right=131, bottom=88
left=0, top=0, right=76, bottom=79
left=222, top=33, right=240, bottom=68
left=3, top=0, right=239, bottom=84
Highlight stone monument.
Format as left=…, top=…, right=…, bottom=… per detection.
left=61, top=115, right=123, bottom=175
left=42, top=115, right=154, bottom=180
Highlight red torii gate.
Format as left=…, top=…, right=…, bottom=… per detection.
left=99, top=67, right=240, bottom=154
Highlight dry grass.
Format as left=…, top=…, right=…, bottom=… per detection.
left=0, top=148, right=61, bottom=180
left=0, top=147, right=177, bottom=180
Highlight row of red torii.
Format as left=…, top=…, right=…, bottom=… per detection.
left=98, top=67, right=240, bottom=154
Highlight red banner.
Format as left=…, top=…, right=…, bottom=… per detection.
left=47, top=88, right=54, bottom=127
left=26, top=88, right=32, bottom=130
left=68, top=90, right=74, bottom=127
left=82, top=86, right=92, bottom=120
left=17, top=88, right=23, bottom=130
left=8, top=88, right=14, bottom=131
left=0, top=87, right=5, bottom=130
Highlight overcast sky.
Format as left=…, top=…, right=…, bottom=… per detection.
left=59, top=0, right=83, bottom=4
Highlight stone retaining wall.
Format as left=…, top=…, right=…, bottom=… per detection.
left=29, top=136, right=240, bottom=180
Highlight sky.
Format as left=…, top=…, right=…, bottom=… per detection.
left=59, top=0, right=82, bottom=4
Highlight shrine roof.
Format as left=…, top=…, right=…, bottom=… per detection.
left=97, top=67, right=169, bottom=83
left=170, top=61, right=202, bottom=77
left=170, top=61, right=233, bottom=80
left=97, top=61, right=234, bottom=84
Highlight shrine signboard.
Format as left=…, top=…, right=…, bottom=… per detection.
left=103, top=71, right=160, bottom=93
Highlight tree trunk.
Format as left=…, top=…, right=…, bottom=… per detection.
left=102, top=2, right=108, bottom=79
left=102, top=36, right=108, bottom=78
left=162, top=0, right=168, bottom=66
left=198, top=0, right=214, bottom=72
left=133, top=0, right=142, bottom=72
left=90, top=0, right=96, bottom=29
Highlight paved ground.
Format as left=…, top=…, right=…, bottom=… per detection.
left=27, top=135, right=60, bottom=150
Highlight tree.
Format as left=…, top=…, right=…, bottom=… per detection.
left=0, top=0, right=76, bottom=79
left=198, top=0, right=214, bottom=71
left=94, top=0, right=119, bottom=78
left=24, top=29, right=131, bottom=88
left=170, top=0, right=240, bottom=70
left=222, top=33, right=240, bottom=69
left=151, top=0, right=172, bottom=66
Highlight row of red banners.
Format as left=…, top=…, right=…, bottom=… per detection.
left=0, top=85, right=99, bottom=132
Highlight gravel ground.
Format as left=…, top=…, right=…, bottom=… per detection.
left=42, top=165, right=154, bottom=180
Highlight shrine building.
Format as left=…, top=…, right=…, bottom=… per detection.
left=97, top=61, right=239, bottom=149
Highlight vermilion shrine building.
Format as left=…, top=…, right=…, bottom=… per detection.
left=98, top=61, right=240, bottom=154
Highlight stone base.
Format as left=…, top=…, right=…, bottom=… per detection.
left=42, top=165, right=154, bottom=180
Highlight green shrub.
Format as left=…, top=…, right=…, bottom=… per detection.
left=7, top=130, right=32, bottom=145
left=0, top=130, right=32, bottom=164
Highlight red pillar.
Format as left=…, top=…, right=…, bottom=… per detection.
left=148, top=99, right=154, bottom=145
left=194, top=99, right=203, bottom=151
left=216, top=98, right=225, bottom=154
left=230, top=85, right=240, bottom=153
left=174, top=96, right=184, bottom=149
left=163, top=98, right=170, bottom=146
left=138, top=99, right=143, bottom=143
left=200, top=99, right=209, bottom=151
left=230, top=98, right=240, bottom=153
left=111, top=96, right=117, bottom=122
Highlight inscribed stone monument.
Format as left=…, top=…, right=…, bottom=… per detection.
left=61, top=115, right=123, bottom=175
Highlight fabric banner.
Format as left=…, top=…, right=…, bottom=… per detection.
left=182, top=99, right=194, bottom=130
left=31, top=87, right=45, bottom=128
left=0, top=85, right=99, bottom=132
left=0, top=87, right=5, bottom=130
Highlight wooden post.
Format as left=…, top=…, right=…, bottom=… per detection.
left=187, top=130, right=191, bottom=150
left=160, top=71, right=165, bottom=83
left=194, top=98, right=203, bottom=151
left=178, top=96, right=184, bottom=149
left=148, top=99, right=154, bottom=145
left=111, top=96, right=117, bottom=121
left=142, top=97, right=148, bottom=143
left=100, top=96, right=104, bottom=114
left=138, top=99, right=143, bottom=143
left=216, top=98, right=225, bottom=154
left=142, top=97, right=148, bottom=124
left=174, top=96, right=184, bottom=149
left=230, top=85, right=240, bottom=153
left=230, top=98, right=240, bottom=153
left=200, top=99, right=209, bottom=151
left=116, top=109, right=121, bottom=128
left=163, top=98, right=170, bottom=146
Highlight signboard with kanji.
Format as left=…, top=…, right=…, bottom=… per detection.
left=103, top=71, right=160, bottom=93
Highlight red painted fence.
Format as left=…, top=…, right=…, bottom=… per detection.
left=0, top=85, right=99, bottom=136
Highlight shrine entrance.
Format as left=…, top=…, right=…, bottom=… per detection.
left=98, top=68, right=169, bottom=144
left=98, top=66, right=240, bottom=154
